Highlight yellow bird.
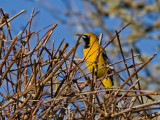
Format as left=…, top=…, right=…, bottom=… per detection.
left=81, top=33, right=113, bottom=87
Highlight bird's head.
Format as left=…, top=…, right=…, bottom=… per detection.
left=80, top=33, right=99, bottom=49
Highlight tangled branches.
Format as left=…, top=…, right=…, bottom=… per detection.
left=0, top=9, right=159, bottom=120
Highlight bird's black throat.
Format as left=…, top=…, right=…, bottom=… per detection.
left=82, top=35, right=90, bottom=49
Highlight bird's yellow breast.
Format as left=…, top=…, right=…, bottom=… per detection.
left=83, top=44, right=107, bottom=78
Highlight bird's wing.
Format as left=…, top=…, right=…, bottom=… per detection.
left=102, top=49, right=114, bottom=86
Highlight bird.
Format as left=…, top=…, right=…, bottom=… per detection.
left=81, top=32, right=113, bottom=87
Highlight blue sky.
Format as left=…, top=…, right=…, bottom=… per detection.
left=1, top=0, right=77, bottom=46
left=1, top=0, right=160, bottom=54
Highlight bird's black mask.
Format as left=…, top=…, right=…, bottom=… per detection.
left=82, top=35, right=90, bottom=49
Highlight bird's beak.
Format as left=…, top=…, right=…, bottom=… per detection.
left=76, top=34, right=83, bottom=37
left=76, top=34, right=83, bottom=43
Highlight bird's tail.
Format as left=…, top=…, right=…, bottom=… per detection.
left=102, top=77, right=112, bottom=87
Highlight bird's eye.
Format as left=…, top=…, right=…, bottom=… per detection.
left=82, top=35, right=90, bottom=41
